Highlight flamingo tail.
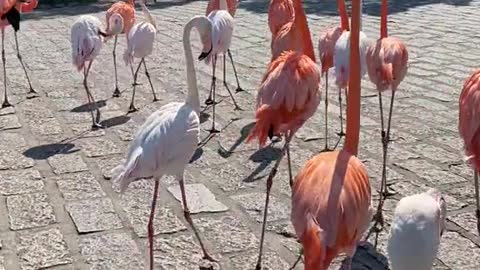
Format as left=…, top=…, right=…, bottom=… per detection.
left=111, top=148, right=142, bottom=193
left=247, top=104, right=276, bottom=147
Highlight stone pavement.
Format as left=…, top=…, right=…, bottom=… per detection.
left=0, top=0, right=479, bottom=269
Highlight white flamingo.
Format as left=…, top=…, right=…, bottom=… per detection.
left=70, top=15, right=107, bottom=129
left=123, top=1, right=159, bottom=113
left=333, top=0, right=369, bottom=139
left=387, top=188, right=447, bottom=270
left=204, top=0, right=242, bottom=134
left=111, top=15, right=216, bottom=269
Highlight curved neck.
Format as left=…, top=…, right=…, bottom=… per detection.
left=337, top=0, right=349, bottom=31
left=380, top=0, right=388, bottom=38
left=293, top=0, right=316, bottom=61
left=344, top=0, right=361, bottom=156
left=183, top=18, right=201, bottom=114
left=219, top=0, right=228, bottom=10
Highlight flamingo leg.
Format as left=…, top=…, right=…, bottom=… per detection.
left=227, top=49, right=244, bottom=92
left=178, top=175, right=218, bottom=262
left=142, top=59, right=158, bottom=102
left=208, top=55, right=220, bottom=134
left=1, top=29, right=10, bottom=108
left=112, top=35, right=120, bottom=97
left=288, top=252, right=303, bottom=270
left=475, top=171, right=480, bottom=234
left=222, top=53, right=242, bottom=110
left=205, top=56, right=216, bottom=106
left=321, top=73, right=331, bottom=152
left=287, top=143, right=293, bottom=188
left=147, top=178, right=160, bottom=270
left=83, top=61, right=102, bottom=129
left=255, top=132, right=294, bottom=270
left=13, top=31, right=36, bottom=96
left=128, top=59, right=144, bottom=113
left=337, top=87, right=346, bottom=138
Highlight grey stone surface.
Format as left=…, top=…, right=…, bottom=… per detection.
left=79, top=138, right=121, bottom=157
left=65, top=198, right=123, bottom=233
left=7, top=192, right=56, bottom=230
left=0, top=256, right=3, bottom=270
left=0, top=169, right=44, bottom=195
left=232, top=193, right=290, bottom=223
left=47, top=153, right=88, bottom=174
left=55, top=172, right=106, bottom=201
left=228, top=250, right=291, bottom=269
left=17, top=228, right=73, bottom=270
left=0, top=149, right=35, bottom=170
left=167, top=183, right=229, bottom=214
left=79, top=232, right=144, bottom=269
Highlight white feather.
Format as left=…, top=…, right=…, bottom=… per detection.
left=70, top=15, right=104, bottom=70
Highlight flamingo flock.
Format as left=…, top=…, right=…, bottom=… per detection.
left=1, top=0, right=478, bottom=269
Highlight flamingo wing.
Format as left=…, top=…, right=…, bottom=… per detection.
left=459, top=69, right=480, bottom=168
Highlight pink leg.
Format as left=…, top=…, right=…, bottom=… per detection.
left=147, top=178, right=160, bottom=270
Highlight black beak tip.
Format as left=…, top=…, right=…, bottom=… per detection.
left=198, top=52, right=208, bottom=61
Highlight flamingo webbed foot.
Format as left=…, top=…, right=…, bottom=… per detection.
left=2, top=100, right=12, bottom=108
left=128, top=104, right=138, bottom=114
left=235, top=87, right=244, bottom=93
left=112, top=87, right=121, bottom=97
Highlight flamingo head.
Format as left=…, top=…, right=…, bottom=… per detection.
left=107, top=13, right=124, bottom=36
left=194, top=17, right=213, bottom=61
left=425, top=188, right=447, bottom=236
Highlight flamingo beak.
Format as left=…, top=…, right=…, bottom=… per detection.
left=198, top=45, right=213, bottom=61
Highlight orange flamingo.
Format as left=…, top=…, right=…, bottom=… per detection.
left=105, top=0, right=136, bottom=97
left=458, top=69, right=480, bottom=235
left=205, top=0, right=243, bottom=92
left=268, top=0, right=315, bottom=62
left=365, top=0, right=408, bottom=229
left=0, top=0, right=39, bottom=108
left=317, top=0, right=348, bottom=151
left=290, top=0, right=372, bottom=268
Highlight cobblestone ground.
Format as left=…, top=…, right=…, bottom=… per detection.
left=0, top=0, right=479, bottom=269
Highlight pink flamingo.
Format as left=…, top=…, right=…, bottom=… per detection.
left=317, top=0, right=349, bottom=151
left=0, top=0, right=39, bottom=108
left=365, top=0, right=408, bottom=229
left=458, top=69, right=480, bottom=235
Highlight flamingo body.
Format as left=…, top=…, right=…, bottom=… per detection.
left=247, top=50, right=320, bottom=146
left=459, top=70, right=480, bottom=169
left=206, top=0, right=237, bottom=17
left=366, top=36, right=408, bottom=92
left=387, top=189, right=446, bottom=270
left=70, top=15, right=104, bottom=72
left=204, top=10, right=233, bottom=64
left=291, top=150, right=372, bottom=270
left=318, top=26, right=342, bottom=74
left=106, top=0, right=135, bottom=35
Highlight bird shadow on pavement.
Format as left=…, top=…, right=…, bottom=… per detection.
left=99, top=115, right=131, bottom=128
left=217, top=122, right=255, bottom=158
left=243, top=144, right=282, bottom=183
left=339, top=242, right=389, bottom=270
left=23, top=142, right=78, bottom=160
left=70, top=100, right=107, bottom=113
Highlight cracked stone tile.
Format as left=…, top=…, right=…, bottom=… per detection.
left=111, top=119, right=139, bottom=141
left=53, top=98, right=83, bottom=112
left=47, top=152, right=88, bottom=174
left=0, top=114, right=21, bottom=130
left=65, top=198, right=123, bottom=233
left=199, top=164, right=257, bottom=192
left=120, top=180, right=186, bottom=237
left=70, top=123, right=106, bottom=138
left=167, top=183, right=228, bottom=214
left=0, top=149, right=35, bottom=170
left=55, top=172, right=106, bottom=201
left=17, top=228, right=73, bottom=270
left=79, top=232, right=144, bottom=269
left=0, top=132, right=26, bottom=150
left=449, top=212, right=479, bottom=237
left=80, top=138, right=121, bottom=157
left=228, top=250, right=290, bottom=269
left=197, top=216, right=258, bottom=253
left=437, top=231, right=480, bottom=269
left=0, top=169, right=43, bottom=195
left=7, top=192, right=56, bottom=230
left=28, top=117, right=63, bottom=136
left=231, top=193, right=290, bottom=223
left=153, top=234, right=220, bottom=269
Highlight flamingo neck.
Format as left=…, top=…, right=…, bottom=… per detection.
left=219, top=0, right=228, bottom=11
left=293, top=0, right=316, bottom=61
left=380, top=0, right=388, bottom=38
left=337, top=0, right=349, bottom=31
left=344, top=0, right=362, bottom=156
left=183, top=18, right=201, bottom=115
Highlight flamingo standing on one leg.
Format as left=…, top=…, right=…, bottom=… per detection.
left=204, top=0, right=242, bottom=134
left=317, top=0, right=349, bottom=151
left=333, top=0, right=369, bottom=141
left=111, top=15, right=217, bottom=269
left=0, top=0, right=39, bottom=108
left=105, top=0, right=136, bottom=98
left=205, top=0, right=244, bottom=92
left=458, top=69, right=480, bottom=235
left=290, top=0, right=372, bottom=269
left=70, top=15, right=107, bottom=129
left=123, top=1, right=158, bottom=113
left=365, top=0, right=408, bottom=230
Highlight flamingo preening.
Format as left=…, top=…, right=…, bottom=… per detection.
left=0, top=0, right=39, bottom=108
left=111, top=15, right=217, bottom=270
left=290, top=0, right=372, bottom=269
left=366, top=0, right=408, bottom=230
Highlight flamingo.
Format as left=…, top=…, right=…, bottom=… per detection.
left=111, top=15, right=217, bottom=269
left=365, top=0, right=408, bottom=230
left=333, top=0, right=369, bottom=141
left=123, top=1, right=158, bottom=113
left=204, top=0, right=242, bottom=134
left=458, top=69, right=480, bottom=235
left=105, top=0, right=136, bottom=98
left=317, top=0, right=349, bottom=151
left=0, top=0, right=38, bottom=108
left=205, top=0, right=244, bottom=92
left=70, top=15, right=107, bottom=129
left=387, top=188, right=447, bottom=270
left=268, top=0, right=315, bottom=62
left=290, top=0, right=372, bottom=268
